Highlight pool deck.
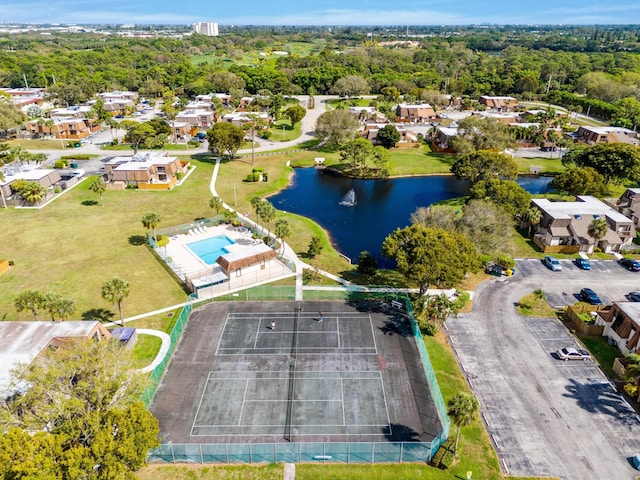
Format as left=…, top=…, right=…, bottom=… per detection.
left=161, top=224, right=261, bottom=279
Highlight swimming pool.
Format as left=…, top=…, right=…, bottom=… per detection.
left=187, top=235, right=235, bottom=265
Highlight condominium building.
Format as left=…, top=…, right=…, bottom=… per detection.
left=192, top=22, right=218, bottom=36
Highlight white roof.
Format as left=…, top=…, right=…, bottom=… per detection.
left=218, top=242, right=272, bottom=263
left=0, top=321, right=102, bottom=399
left=396, top=103, right=433, bottom=109
left=580, top=126, right=637, bottom=136
left=0, top=168, right=54, bottom=186
left=438, top=127, right=459, bottom=137
left=532, top=196, right=631, bottom=223
left=107, top=152, right=177, bottom=170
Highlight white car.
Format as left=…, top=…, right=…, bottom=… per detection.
left=557, top=347, right=590, bottom=361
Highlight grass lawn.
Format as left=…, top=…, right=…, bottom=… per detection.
left=270, top=119, right=302, bottom=142
left=516, top=292, right=557, bottom=317
left=0, top=160, right=218, bottom=321
left=6, top=138, right=66, bottom=150
left=131, top=334, right=162, bottom=369
left=137, top=463, right=284, bottom=480
left=579, top=335, right=624, bottom=379
left=214, top=155, right=354, bottom=275
left=390, top=146, right=457, bottom=176
left=514, top=156, right=565, bottom=174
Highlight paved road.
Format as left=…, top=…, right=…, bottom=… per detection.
left=446, top=259, right=640, bottom=480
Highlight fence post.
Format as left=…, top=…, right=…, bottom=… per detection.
left=200, top=444, right=203, bottom=464
left=171, top=444, right=176, bottom=464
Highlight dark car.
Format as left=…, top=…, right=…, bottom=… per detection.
left=580, top=287, right=602, bottom=305
left=629, top=292, right=640, bottom=302
left=195, top=132, right=207, bottom=140
left=574, top=258, right=591, bottom=270
left=620, top=258, right=640, bottom=271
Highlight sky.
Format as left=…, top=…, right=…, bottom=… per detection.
left=1, top=0, right=640, bottom=25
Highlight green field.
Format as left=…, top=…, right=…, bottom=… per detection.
left=0, top=161, right=217, bottom=321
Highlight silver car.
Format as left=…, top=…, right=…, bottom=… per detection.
left=544, top=256, right=562, bottom=271
left=557, top=347, right=590, bottom=361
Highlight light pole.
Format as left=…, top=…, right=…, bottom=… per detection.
left=282, top=123, right=286, bottom=141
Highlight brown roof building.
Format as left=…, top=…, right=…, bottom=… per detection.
left=479, top=96, right=518, bottom=112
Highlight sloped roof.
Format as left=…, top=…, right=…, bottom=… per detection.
left=217, top=243, right=277, bottom=273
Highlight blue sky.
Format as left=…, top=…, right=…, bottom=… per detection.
left=2, top=0, right=640, bottom=25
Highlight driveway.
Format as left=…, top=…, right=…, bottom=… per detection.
left=446, top=258, right=640, bottom=480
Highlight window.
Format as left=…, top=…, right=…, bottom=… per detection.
left=593, top=215, right=600, bottom=219
left=235, top=268, right=241, bottom=277
left=574, top=214, right=582, bottom=219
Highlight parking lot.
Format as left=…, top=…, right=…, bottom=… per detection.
left=446, top=258, right=640, bottom=480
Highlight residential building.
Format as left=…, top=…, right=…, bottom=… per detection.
left=1, top=87, right=46, bottom=108
left=596, top=302, right=640, bottom=355
left=478, top=95, right=518, bottom=112
left=573, top=126, right=639, bottom=146
left=168, top=121, right=191, bottom=140
left=25, top=117, right=96, bottom=139
left=49, top=105, right=93, bottom=119
left=95, top=91, right=138, bottom=114
left=362, top=123, right=418, bottom=146
left=176, top=109, right=215, bottom=128
left=221, top=111, right=269, bottom=128
left=192, top=22, right=218, bottom=36
left=434, top=126, right=459, bottom=149
left=103, top=152, right=189, bottom=190
left=394, top=103, right=436, bottom=123
left=196, top=93, right=232, bottom=107
left=0, top=167, right=62, bottom=205
left=606, top=188, right=640, bottom=228
left=474, top=111, right=518, bottom=125
left=0, top=321, right=110, bottom=400
left=350, top=106, right=387, bottom=123
left=531, top=196, right=634, bottom=254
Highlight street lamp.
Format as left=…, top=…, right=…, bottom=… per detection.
left=282, top=123, right=286, bottom=141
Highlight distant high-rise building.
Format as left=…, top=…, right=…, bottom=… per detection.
left=192, top=22, right=218, bottom=37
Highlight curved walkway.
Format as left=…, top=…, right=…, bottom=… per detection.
left=136, top=329, right=171, bottom=373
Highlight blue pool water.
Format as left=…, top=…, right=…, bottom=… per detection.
left=187, top=235, right=235, bottom=265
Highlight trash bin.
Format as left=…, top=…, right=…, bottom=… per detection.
left=70, top=162, right=78, bottom=169
left=262, top=174, right=268, bottom=182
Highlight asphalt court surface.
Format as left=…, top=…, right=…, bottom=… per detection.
left=151, top=301, right=442, bottom=444
left=216, top=311, right=377, bottom=355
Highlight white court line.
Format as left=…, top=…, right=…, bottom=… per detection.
left=253, top=319, right=261, bottom=349
left=190, top=372, right=215, bottom=436
left=369, top=313, right=378, bottom=354
left=193, top=422, right=389, bottom=428
left=214, top=314, right=232, bottom=356
left=237, top=379, right=250, bottom=425
left=379, top=371, right=391, bottom=425
left=337, top=317, right=341, bottom=349
left=190, top=431, right=389, bottom=437
left=340, top=378, right=345, bottom=425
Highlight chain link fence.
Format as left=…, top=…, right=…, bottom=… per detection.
left=145, top=286, right=450, bottom=463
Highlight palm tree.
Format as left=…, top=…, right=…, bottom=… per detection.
left=624, top=354, right=640, bottom=403
left=44, top=292, right=76, bottom=321
left=209, top=196, right=224, bottom=216
left=274, top=218, right=291, bottom=258
left=526, top=207, right=541, bottom=237
left=259, top=201, right=276, bottom=238
left=89, top=176, right=107, bottom=206
left=587, top=218, right=608, bottom=252
left=20, top=181, right=47, bottom=204
left=101, top=277, right=130, bottom=326
left=15, top=290, right=46, bottom=320
left=141, top=212, right=161, bottom=244
left=447, top=392, right=480, bottom=455
left=534, top=288, right=546, bottom=307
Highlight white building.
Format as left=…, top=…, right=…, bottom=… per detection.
left=192, top=22, right=218, bottom=37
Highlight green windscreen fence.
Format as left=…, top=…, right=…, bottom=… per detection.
left=141, top=294, right=195, bottom=407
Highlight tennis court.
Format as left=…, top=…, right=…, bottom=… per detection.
left=151, top=301, right=442, bottom=444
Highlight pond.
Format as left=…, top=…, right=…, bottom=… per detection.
left=269, top=168, right=552, bottom=266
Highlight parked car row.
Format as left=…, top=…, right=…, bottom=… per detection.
left=543, top=255, right=640, bottom=272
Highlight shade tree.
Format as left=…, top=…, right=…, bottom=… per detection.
left=315, top=109, right=360, bottom=147
left=451, top=150, right=518, bottom=184
left=382, top=225, right=479, bottom=296
left=206, top=121, right=246, bottom=158
left=562, top=143, right=640, bottom=184
left=101, top=277, right=130, bottom=326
